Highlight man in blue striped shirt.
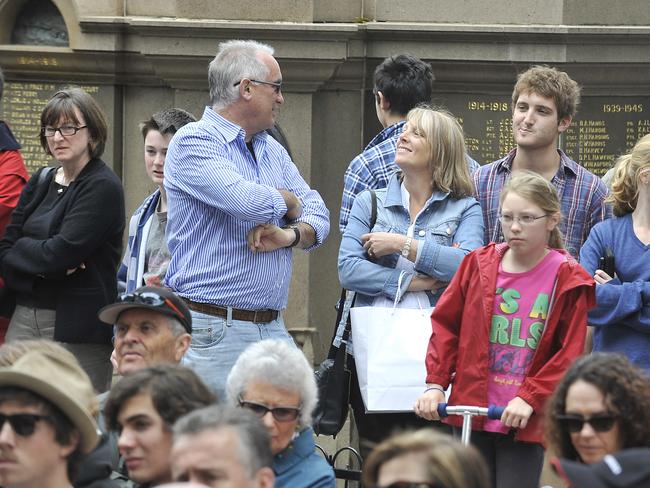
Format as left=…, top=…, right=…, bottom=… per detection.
left=163, top=39, right=330, bottom=398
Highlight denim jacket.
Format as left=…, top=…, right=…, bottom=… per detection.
left=338, top=174, right=485, bottom=308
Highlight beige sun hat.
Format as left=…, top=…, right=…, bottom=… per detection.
left=0, top=349, right=99, bottom=454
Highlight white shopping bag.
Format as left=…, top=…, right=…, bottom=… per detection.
left=351, top=305, right=433, bottom=412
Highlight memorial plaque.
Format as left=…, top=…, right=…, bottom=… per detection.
left=0, top=82, right=115, bottom=174
left=562, top=98, right=650, bottom=176
left=436, top=94, right=650, bottom=176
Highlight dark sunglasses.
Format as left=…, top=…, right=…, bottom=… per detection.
left=0, top=413, right=50, bottom=436
left=377, top=483, right=442, bottom=488
left=556, top=413, right=617, bottom=433
left=238, top=397, right=301, bottom=422
left=118, top=291, right=185, bottom=323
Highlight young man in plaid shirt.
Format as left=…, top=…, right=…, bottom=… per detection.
left=473, top=65, right=611, bottom=258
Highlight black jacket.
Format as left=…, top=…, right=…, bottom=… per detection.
left=0, top=158, right=125, bottom=344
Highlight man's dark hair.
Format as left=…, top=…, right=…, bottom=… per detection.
left=139, top=108, right=196, bottom=140
left=373, top=54, right=434, bottom=116
left=104, top=364, right=216, bottom=431
left=0, top=387, right=83, bottom=483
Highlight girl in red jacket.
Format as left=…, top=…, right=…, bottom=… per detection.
left=415, top=171, right=595, bottom=488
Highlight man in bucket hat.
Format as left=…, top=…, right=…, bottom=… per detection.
left=98, top=285, right=192, bottom=376
left=0, top=349, right=99, bottom=488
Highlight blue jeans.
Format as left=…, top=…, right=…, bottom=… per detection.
left=182, top=309, right=295, bottom=400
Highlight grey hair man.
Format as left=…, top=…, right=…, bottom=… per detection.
left=98, top=285, right=192, bottom=376
left=162, top=39, right=329, bottom=398
left=171, top=405, right=275, bottom=488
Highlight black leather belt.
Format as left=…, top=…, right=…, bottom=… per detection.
left=183, top=299, right=279, bottom=324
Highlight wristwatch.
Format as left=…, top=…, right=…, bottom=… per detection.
left=284, top=224, right=301, bottom=248
left=401, top=236, right=412, bottom=257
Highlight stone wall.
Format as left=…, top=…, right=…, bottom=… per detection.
left=1, top=0, right=650, bottom=362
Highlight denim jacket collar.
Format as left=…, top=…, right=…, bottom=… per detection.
left=384, top=173, right=451, bottom=210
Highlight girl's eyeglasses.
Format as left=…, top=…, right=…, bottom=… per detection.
left=498, top=214, right=549, bottom=226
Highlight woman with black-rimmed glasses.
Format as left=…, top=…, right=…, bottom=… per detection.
left=546, top=353, right=650, bottom=465
left=0, top=87, right=125, bottom=393
left=226, top=339, right=335, bottom=488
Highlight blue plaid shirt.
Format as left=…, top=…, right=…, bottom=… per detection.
left=340, top=122, right=405, bottom=232
left=340, top=121, right=480, bottom=232
left=473, top=149, right=612, bottom=259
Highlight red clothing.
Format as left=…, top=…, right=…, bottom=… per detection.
left=425, top=242, right=596, bottom=444
left=0, top=122, right=29, bottom=343
left=0, top=150, right=29, bottom=235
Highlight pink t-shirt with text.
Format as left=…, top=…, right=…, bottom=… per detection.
left=484, top=249, right=564, bottom=434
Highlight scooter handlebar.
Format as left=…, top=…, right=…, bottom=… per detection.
left=487, top=405, right=505, bottom=420
left=436, top=403, right=505, bottom=420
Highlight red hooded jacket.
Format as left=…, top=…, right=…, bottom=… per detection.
left=425, top=242, right=596, bottom=444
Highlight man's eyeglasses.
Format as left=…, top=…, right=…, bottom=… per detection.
left=42, top=125, right=87, bottom=137
left=118, top=291, right=185, bottom=323
left=498, top=214, right=549, bottom=226
left=556, top=413, right=617, bottom=433
left=233, top=79, right=283, bottom=94
left=0, top=413, right=50, bottom=436
left=238, top=397, right=301, bottom=422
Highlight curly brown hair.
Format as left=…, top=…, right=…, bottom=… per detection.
left=546, top=353, right=650, bottom=461
left=512, top=65, right=580, bottom=122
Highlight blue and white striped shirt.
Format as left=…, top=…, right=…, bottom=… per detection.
left=164, top=107, right=330, bottom=310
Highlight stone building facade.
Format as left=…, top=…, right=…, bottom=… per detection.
left=1, top=0, right=650, bottom=361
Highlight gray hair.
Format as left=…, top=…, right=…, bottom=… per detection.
left=173, top=405, right=272, bottom=479
left=166, top=317, right=188, bottom=338
left=225, top=339, right=317, bottom=429
left=208, top=39, right=274, bottom=110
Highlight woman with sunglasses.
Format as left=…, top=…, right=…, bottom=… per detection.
left=104, top=364, right=216, bottom=487
left=0, top=88, right=125, bottom=393
left=363, top=429, right=490, bottom=488
left=546, top=353, right=650, bottom=465
left=226, top=339, right=335, bottom=488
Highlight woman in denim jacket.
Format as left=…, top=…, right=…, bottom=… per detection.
left=338, top=106, right=484, bottom=456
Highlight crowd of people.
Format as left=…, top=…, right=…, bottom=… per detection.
left=0, top=35, right=647, bottom=488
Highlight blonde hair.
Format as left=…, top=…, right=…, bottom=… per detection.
left=608, top=133, right=650, bottom=216
left=405, top=106, right=474, bottom=198
left=500, top=170, right=564, bottom=250
left=362, top=429, right=490, bottom=488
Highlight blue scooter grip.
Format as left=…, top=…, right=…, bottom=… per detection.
left=437, top=402, right=449, bottom=418
left=488, top=405, right=506, bottom=420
